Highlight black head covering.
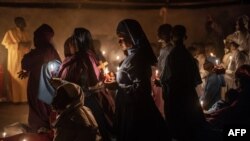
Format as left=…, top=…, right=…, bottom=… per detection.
left=157, top=23, right=172, bottom=39
left=34, top=24, right=54, bottom=48
left=116, top=19, right=157, bottom=66
left=72, top=27, right=94, bottom=53
left=172, top=25, right=187, bottom=40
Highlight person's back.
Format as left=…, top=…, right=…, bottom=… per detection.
left=163, top=25, right=205, bottom=141
left=20, top=24, right=61, bottom=132
left=50, top=79, right=101, bottom=141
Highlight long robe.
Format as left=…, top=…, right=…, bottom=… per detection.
left=115, top=47, right=169, bottom=141
left=162, top=42, right=205, bottom=140
left=1, top=27, right=31, bottom=102
left=21, top=47, right=60, bottom=131
left=58, top=50, right=115, bottom=141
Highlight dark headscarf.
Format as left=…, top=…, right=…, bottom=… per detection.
left=72, top=27, right=94, bottom=53
left=116, top=19, right=157, bottom=66
left=34, top=24, right=54, bottom=48
left=157, top=23, right=172, bottom=40
left=63, top=36, right=75, bottom=57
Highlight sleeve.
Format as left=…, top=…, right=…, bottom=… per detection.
left=1, top=30, right=16, bottom=49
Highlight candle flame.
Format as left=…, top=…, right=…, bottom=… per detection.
left=104, top=67, right=109, bottom=75
left=102, top=51, right=106, bottom=55
left=155, top=69, right=159, bottom=76
left=200, top=100, right=203, bottom=107
left=50, top=63, right=55, bottom=71
left=210, top=52, right=215, bottom=57
left=116, top=56, right=120, bottom=60
left=117, top=66, right=120, bottom=71
left=2, top=132, right=6, bottom=137
left=229, top=56, right=232, bottom=60
left=215, top=59, right=219, bottom=65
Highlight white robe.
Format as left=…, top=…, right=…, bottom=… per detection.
left=1, top=27, right=31, bottom=102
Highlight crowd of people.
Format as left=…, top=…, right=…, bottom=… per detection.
left=1, top=14, right=250, bottom=141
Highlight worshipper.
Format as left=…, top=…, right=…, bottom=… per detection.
left=1, top=17, right=31, bottom=103
left=161, top=25, right=206, bottom=140
left=207, top=64, right=250, bottom=128
left=50, top=78, right=102, bottom=141
left=58, top=28, right=115, bottom=141
left=203, top=15, right=224, bottom=59
left=204, top=89, right=239, bottom=114
left=231, top=15, right=250, bottom=53
left=18, top=24, right=61, bottom=132
left=200, top=60, right=225, bottom=110
left=113, top=19, right=169, bottom=141
left=152, top=23, right=173, bottom=117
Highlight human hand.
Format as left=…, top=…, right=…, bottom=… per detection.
left=17, top=70, right=29, bottom=79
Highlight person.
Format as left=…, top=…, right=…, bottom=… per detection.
left=207, top=64, right=250, bottom=128
left=58, top=28, right=115, bottom=141
left=19, top=24, right=61, bottom=132
left=49, top=78, right=102, bottom=141
left=152, top=23, right=173, bottom=117
left=200, top=60, right=225, bottom=110
left=1, top=17, right=31, bottom=103
left=161, top=25, right=206, bottom=140
left=203, top=15, right=224, bottom=59
left=114, top=19, right=169, bottom=141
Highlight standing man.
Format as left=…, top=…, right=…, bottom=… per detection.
left=1, top=17, right=31, bottom=103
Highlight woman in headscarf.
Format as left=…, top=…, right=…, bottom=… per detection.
left=19, top=24, right=61, bottom=132
left=58, top=28, right=115, bottom=141
left=50, top=78, right=102, bottom=141
left=114, top=19, right=169, bottom=141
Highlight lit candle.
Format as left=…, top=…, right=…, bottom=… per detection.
left=117, top=66, right=120, bottom=72
left=104, top=67, right=109, bottom=75
left=210, top=52, right=215, bottom=57
left=102, top=50, right=106, bottom=55
left=155, top=69, right=159, bottom=77
left=200, top=100, right=203, bottom=107
left=2, top=132, right=6, bottom=138
left=116, top=56, right=120, bottom=60
left=215, top=59, right=219, bottom=65
left=227, top=56, right=233, bottom=70
left=50, top=63, right=55, bottom=71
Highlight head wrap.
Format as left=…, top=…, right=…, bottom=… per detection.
left=50, top=78, right=84, bottom=111
left=34, top=24, right=54, bottom=48
left=116, top=19, right=157, bottom=66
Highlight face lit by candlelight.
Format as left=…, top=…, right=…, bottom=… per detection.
left=117, top=34, right=133, bottom=51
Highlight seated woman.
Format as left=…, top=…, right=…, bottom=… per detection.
left=207, top=64, right=250, bottom=128
left=50, top=78, right=102, bottom=141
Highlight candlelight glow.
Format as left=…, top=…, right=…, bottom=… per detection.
left=200, top=100, right=203, bottom=107
left=215, top=59, right=219, bottom=65
left=102, top=50, right=106, bottom=55
left=117, top=66, right=120, bottom=71
left=104, top=67, right=109, bottom=75
left=50, top=63, right=55, bottom=71
left=23, top=139, right=27, bottom=141
left=155, top=69, right=159, bottom=77
left=210, top=52, right=215, bottom=57
left=229, top=55, right=232, bottom=60
left=116, top=56, right=120, bottom=60
left=2, top=132, right=6, bottom=137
